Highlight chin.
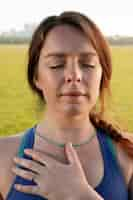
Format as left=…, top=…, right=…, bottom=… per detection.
left=62, top=104, right=86, bottom=116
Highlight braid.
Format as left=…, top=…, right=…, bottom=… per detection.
left=90, top=112, right=133, bottom=158
left=0, top=193, right=4, bottom=200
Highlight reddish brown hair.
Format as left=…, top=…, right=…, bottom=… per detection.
left=27, top=11, right=133, bottom=158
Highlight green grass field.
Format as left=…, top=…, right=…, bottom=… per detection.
left=0, top=45, right=133, bottom=136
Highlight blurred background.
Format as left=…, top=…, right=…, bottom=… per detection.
left=0, top=0, right=133, bottom=136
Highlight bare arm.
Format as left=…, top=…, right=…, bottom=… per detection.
left=0, top=134, right=24, bottom=200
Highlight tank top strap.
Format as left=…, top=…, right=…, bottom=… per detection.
left=106, top=134, right=117, bottom=161
left=17, top=125, right=36, bottom=158
left=95, top=128, right=128, bottom=199
left=96, top=128, right=119, bottom=171
left=6, top=126, right=128, bottom=200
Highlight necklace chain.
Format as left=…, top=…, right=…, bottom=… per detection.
left=35, top=129, right=97, bottom=148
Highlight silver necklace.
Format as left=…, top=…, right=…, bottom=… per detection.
left=35, top=129, right=97, bottom=148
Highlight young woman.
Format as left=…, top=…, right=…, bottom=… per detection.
left=0, top=11, right=133, bottom=200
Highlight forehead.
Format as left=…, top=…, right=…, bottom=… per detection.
left=40, top=25, right=97, bottom=57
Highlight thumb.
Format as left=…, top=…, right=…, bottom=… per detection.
left=64, top=142, right=80, bottom=165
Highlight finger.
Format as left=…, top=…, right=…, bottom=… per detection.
left=13, top=157, right=45, bottom=174
left=12, top=167, right=39, bottom=182
left=65, top=142, right=81, bottom=166
left=14, top=184, right=40, bottom=196
left=24, top=149, right=62, bottom=169
left=14, top=184, right=49, bottom=198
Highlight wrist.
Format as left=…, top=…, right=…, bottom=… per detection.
left=70, top=193, right=104, bottom=200
left=70, top=194, right=104, bottom=200
left=67, top=185, right=104, bottom=200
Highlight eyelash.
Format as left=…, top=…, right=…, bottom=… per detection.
left=50, top=64, right=95, bottom=69
left=50, top=64, right=64, bottom=69
left=81, top=64, right=95, bottom=68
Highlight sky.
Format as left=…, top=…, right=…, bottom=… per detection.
left=0, top=0, right=133, bottom=36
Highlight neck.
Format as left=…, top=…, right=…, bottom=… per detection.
left=37, top=110, right=96, bottom=144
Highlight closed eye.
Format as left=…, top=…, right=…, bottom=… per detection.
left=82, top=64, right=95, bottom=68
left=49, top=64, right=95, bottom=69
left=50, top=64, right=64, bottom=69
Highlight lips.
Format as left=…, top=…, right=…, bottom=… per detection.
left=61, top=91, right=86, bottom=96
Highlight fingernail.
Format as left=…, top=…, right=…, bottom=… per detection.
left=69, top=142, right=72, bottom=147
left=14, top=184, right=21, bottom=189
left=24, top=149, right=32, bottom=154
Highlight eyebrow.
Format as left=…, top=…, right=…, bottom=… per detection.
left=43, top=52, right=97, bottom=58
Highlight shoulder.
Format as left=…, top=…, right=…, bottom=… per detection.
left=0, top=132, right=25, bottom=159
left=113, top=131, right=133, bottom=187
left=0, top=132, right=25, bottom=199
left=0, top=132, right=25, bottom=158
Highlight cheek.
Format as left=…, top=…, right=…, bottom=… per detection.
left=38, top=70, right=57, bottom=89
left=87, top=69, right=102, bottom=98
left=41, top=74, right=59, bottom=100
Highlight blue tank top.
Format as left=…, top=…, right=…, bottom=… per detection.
left=6, top=125, right=128, bottom=200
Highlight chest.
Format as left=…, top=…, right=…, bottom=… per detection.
left=34, top=136, right=105, bottom=189
left=78, top=151, right=104, bottom=188
left=3, top=136, right=131, bottom=199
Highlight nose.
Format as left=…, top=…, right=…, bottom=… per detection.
left=64, top=61, right=82, bottom=84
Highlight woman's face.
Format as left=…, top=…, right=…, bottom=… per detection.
left=35, top=25, right=102, bottom=116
